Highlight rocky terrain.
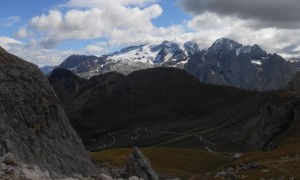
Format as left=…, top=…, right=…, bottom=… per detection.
left=48, top=67, right=271, bottom=151
left=0, top=47, right=97, bottom=176
left=42, top=38, right=297, bottom=90
left=251, top=92, right=300, bottom=150
left=0, top=151, right=154, bottom=180
left=184, top=38, right=297, bottom=91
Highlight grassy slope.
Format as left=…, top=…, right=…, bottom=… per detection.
left=89, top=147, right=231, bottom=178
left=229, top=123, right=300, bottom=179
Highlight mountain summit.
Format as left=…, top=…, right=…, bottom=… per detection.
left=44, top=38, right=297, bottom=91
left=185, top=38, right=297, bottom=90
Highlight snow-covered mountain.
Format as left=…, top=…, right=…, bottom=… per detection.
left=42, top=38, right=297, bottom=90
left=50, top=40, right=199, bottom=78
left=108, top=40, right=199, bottom=65
left=40, top=66, right=56, bottom=75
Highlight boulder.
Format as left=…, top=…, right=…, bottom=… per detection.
left=126, top=147, right=159, bottom=180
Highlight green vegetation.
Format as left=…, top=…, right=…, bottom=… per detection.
left=89, top=147, right=231, bottom=178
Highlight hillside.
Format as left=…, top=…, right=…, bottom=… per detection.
left=48, top=67, right=271, bottom=152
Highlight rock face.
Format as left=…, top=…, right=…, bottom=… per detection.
left=184, top=38, right=297, bottom=91
left=287, top=72, right=300, bottom=91
left=0, top=47, right=96, bottom=175
left=127, top=147, right=159, bottom=180
left=251, top=93, right=300, bottom=150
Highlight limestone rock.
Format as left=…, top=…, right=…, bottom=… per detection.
left=1, top=153, right=17, bottom=166
left=126, top=147, right=159, bottom=180
left=0, top=48, right=97, bottom=175
left=251, top=94, right=300, bottom=150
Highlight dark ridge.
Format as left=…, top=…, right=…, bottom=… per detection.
left=49, top=67, right=271, bottom=152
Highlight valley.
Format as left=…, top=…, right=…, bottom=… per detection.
left=1, top=0, right=300, bottom=179
left=48, top=67, right=271, bottom=153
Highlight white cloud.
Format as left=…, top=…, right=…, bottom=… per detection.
left=0, top=36, right=23, bottom=49
left=180, top=12, right=300, bottom=58
left=64, top=0, right=158, bottom=8
left=0, top=16, right=20, bottom=27
left=28, top=1, right=171, bottom=48
left=0, top=37, right=70, bottom=66
left=15, top=28, right=33, bottom=39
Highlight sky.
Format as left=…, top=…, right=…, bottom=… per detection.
left=0, top=0, right=300, bottom=67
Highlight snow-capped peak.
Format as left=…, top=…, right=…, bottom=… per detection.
left=107, top=40, right=196, bottom=65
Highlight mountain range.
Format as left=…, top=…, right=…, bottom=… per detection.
left=1, top=45, right=300, bottom=178
left=43, top=38, right=297, bottom=91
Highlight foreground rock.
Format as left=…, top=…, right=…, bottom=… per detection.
left=126, top=147, right=159, bottom=180
left=0, top=153, right=138, bottom=180
left=0, top=47, right=97, bottom=175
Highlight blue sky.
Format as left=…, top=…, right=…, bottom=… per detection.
left=0, top=0, right=299, bottom=66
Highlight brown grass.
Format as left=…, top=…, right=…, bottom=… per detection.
left=89, top=147, right=231, bottom=178
left=232, top=123, right=300, bottom=179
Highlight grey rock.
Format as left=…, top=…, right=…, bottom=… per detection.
left=251, top=94, right=300, bottom=150
left=0, top=170, right=4, bottom=177
left=111, top=166, right=128, bottom=179
left=287, top=72, right=300, bottom=91
left=5, top=165, right=15, bottom=174
left=99, top=173, right=113, bottom=180
left=216, top=171, right=228, bottom=177
left=184, top=38, right=297, bottom=91
left=0, top=153, right=17, bottom=166
left=242, top=161, right=260, bottom=170
left=72, top=174, right=83, bottom=179
left=128, top=176, right=142, bottom=180
left=0, top=48, right=97, bottom=175
left=126, top=147, right=159, bottom=180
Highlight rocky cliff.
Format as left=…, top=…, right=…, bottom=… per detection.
left=251, top=92, right=300, bottom=150
left=0, top=47, right=97, bottom=175
left=184, top=38, right=297, bottom=91
left=287, top=72, right=300, bottom=91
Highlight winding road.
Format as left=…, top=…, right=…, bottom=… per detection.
left=91, top=127, right=216, bottom=149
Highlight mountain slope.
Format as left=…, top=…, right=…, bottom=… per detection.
left=40, top=65, right=56, bottom=75
left=48, top=67, right=271, bottom=152
left=50, top=38, right=296, bottom=90
left=0, top=47, right=97, bottom=175
left=184, top=38, right=297, bottom=91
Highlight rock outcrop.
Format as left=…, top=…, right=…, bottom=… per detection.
left=126, top=147, right=159, bottom=180
left=251, top=93, right=300, bottom=150
left=0, top=47, right=97, bottom=175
